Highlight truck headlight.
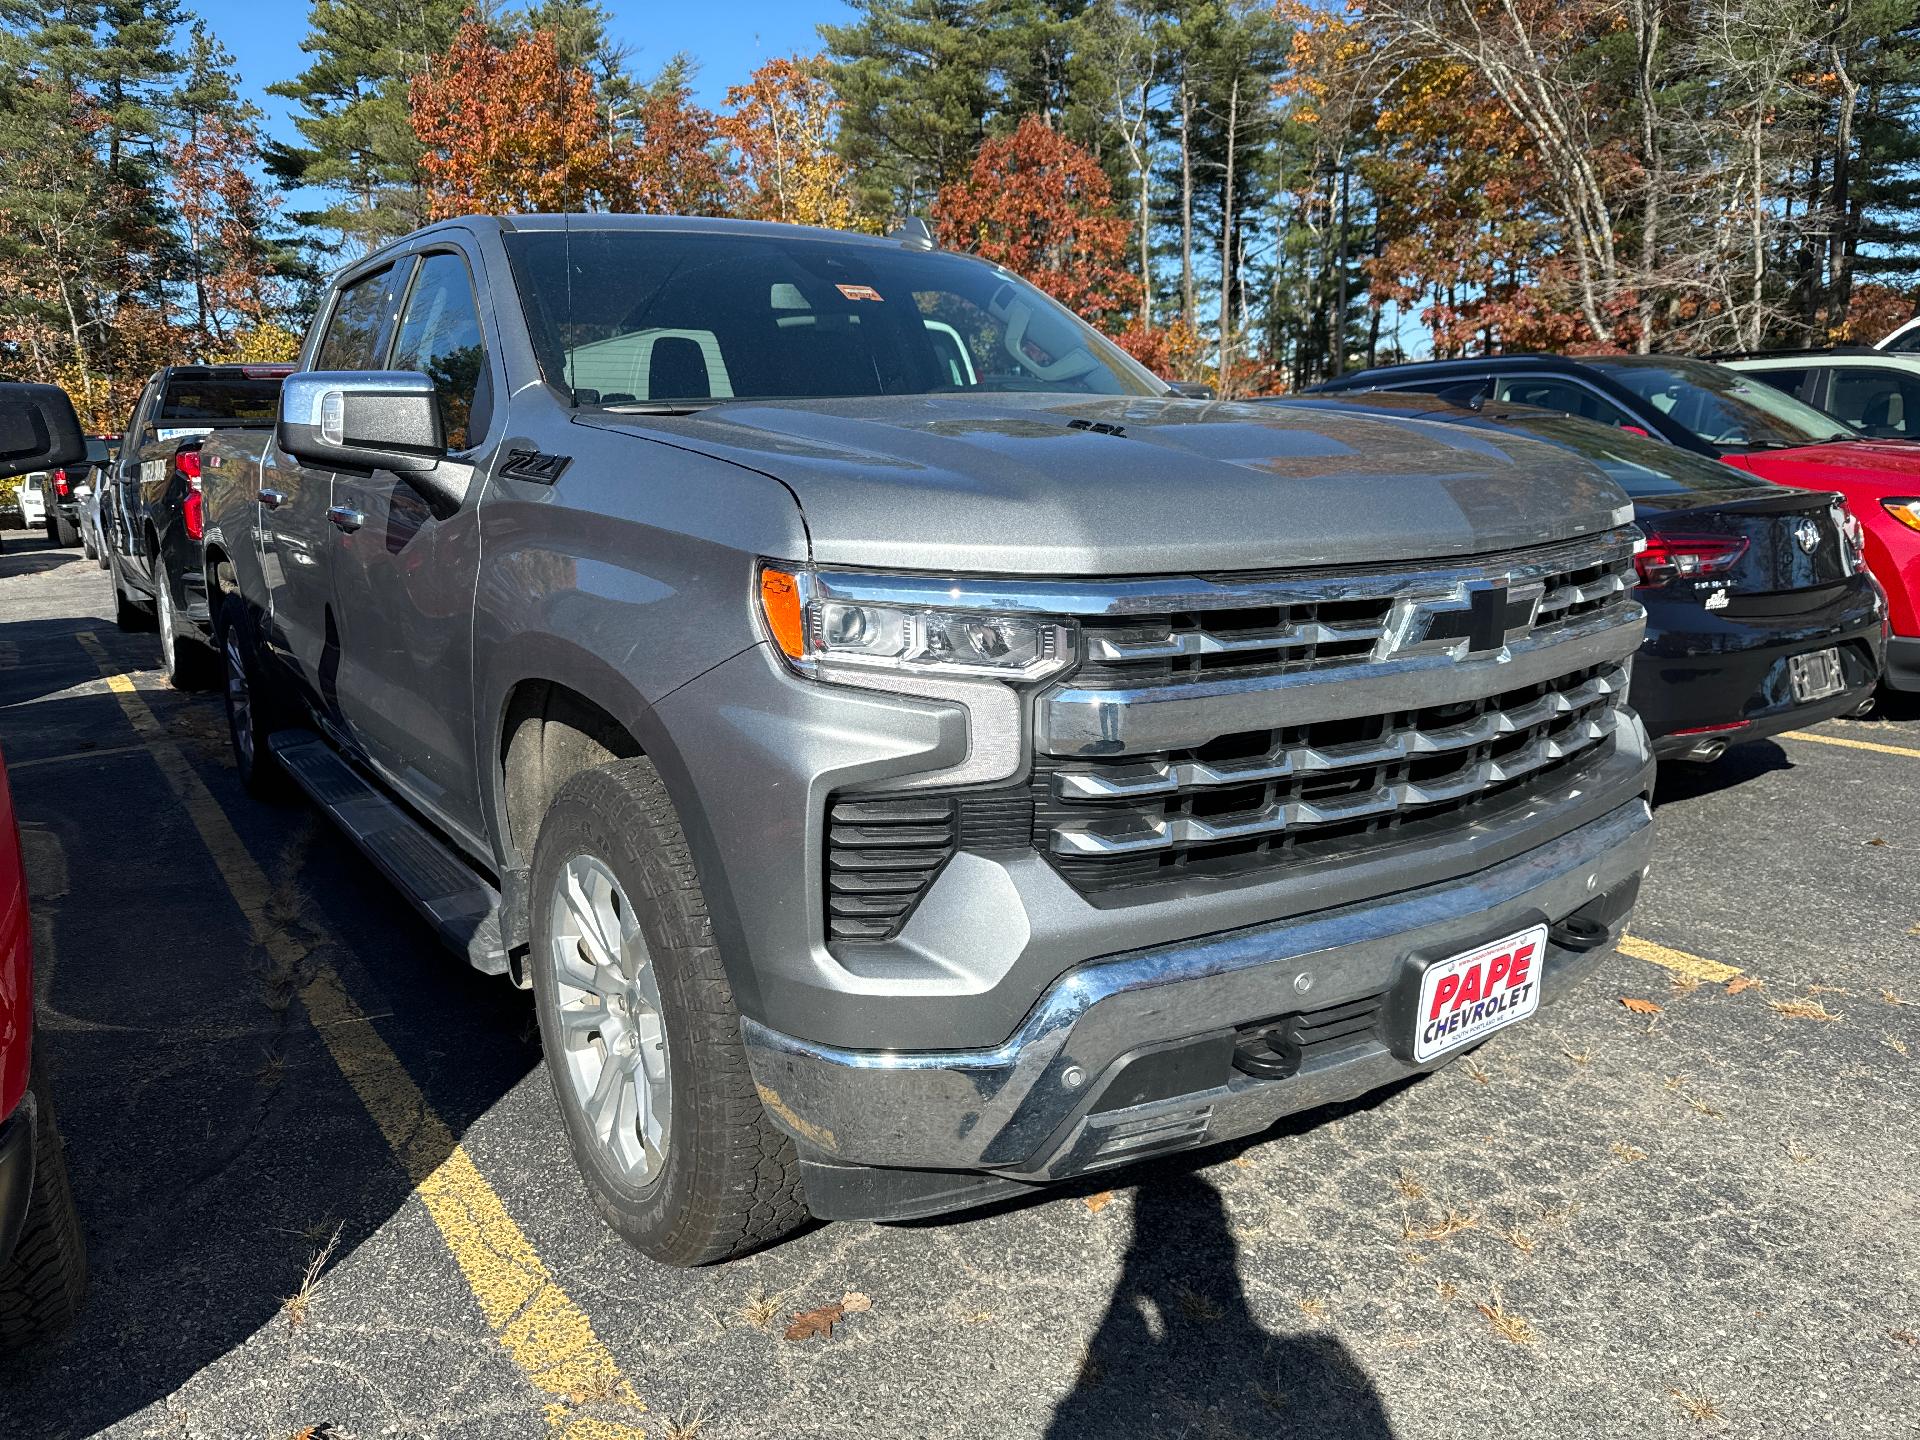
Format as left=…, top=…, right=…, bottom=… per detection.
left=759, top=565, right=1076, bottom=682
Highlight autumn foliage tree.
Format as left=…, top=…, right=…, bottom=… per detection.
left=934, top=116, right=1133, bottom=326
left=718, top=55, right=860, bottom=230
left=409, top=20, right=635, bottom=219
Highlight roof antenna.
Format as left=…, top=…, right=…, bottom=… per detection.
left=890, top=216, right=936, bottom=251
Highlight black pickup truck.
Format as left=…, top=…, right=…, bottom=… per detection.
left=104, top=364, right=292, bottom=684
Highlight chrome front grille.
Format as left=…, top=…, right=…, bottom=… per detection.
left=1068, top=535, right=1636, bottom=692
left=1038, top=662, right=1630, bottom=889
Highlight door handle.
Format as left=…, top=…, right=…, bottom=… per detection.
left=257, top=487, right=286, bottom=509
left=327, top=504, right=365, bottom=533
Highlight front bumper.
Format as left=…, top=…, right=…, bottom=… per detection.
left=745, top=796, right=1653, bottom=1218
left=1636, top=578, right=1884, bottom=754
left=0, top=1094, right=36, bottom=1271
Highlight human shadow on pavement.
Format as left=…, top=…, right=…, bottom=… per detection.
left=1046, top=1170, right=1396, bottom=1440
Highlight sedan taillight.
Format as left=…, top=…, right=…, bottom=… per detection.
left=1633, top=533, right=1749, bottom=587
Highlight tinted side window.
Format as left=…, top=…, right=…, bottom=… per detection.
left=1828, top=367, right=1920, bottom=438
left=1492, top=377, right=1634, bottom=427
left=1741, top=366, right=1808, bottom=400
left=316, top=267, right=395, bottom=371
left=389, top=253, right=488, bottom=450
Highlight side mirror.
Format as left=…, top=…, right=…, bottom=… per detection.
left=1165, top=381, right=1216, bottom=401
left=0, top=382, right=85, bottom=480
left=279, top=371, right=444, bottom=475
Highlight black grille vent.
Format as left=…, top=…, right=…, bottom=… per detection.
left=826, top=795, right=957, bottom=943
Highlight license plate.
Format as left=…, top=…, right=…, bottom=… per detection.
left=1413, top=924, right=1547, bottom=1063
left=1789, top=647, right=1845, bottom=703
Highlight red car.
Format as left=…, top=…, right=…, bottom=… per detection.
left=0, top=383, right=89, bottom=1350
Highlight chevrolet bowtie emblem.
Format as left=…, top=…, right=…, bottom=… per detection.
left=1381, top=578, right=1543, bottom=660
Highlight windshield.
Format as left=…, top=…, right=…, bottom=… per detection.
left=1590, top=358, right=1856, bottom=450
left=1499, top=414, right=1773, bottom=498
left=501, top=228, right=1161, bottom=406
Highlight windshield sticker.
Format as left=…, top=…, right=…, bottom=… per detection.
left=835, top=284, right=884, bottom=303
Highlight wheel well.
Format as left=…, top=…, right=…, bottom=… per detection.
left=204, top=550, right=236, bottom=632
left=499, top=681, right=643, bottom=865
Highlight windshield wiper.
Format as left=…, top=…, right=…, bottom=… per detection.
left=600, top=399, right=726, bottom=416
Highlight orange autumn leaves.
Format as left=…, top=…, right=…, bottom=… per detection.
left=409, top=24, right=853, bottom=227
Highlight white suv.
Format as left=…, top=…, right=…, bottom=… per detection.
left=15, top=472, right=47, bottom=528
left=1879, top=316, right=1920, bottom=353
left=1723, top=348, right=1920, bottom=442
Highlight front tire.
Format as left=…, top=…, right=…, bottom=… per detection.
left=0, top=1092, right=88, bottom=1352
left=529, top=760, right=806, bottom=1266
left=109, top=549, right=152, bottom=633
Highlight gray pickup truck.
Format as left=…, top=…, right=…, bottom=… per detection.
left=200, top=214, right=1654, bottom=1265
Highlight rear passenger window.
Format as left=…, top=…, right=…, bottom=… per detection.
left=1492, top=377, right=1635, bottom=427
left=316, top=268, right=395, bottom=371
left=1828, top=368, right=1920, bottom=439
left=390, top=253, right=490, bottom=450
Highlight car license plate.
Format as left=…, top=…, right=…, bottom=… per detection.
left=1413, top=924, right=1547, bottom=1063
left=1789, top=647, right=1845, bottom=703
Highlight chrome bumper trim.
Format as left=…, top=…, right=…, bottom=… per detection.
left=742, top=796, right=1654, bottom=1175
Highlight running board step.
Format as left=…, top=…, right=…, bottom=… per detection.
left=268, top=732, right=510, bottom=976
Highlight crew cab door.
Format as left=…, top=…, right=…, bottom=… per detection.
left=110, top=378, right=159, bottom=566
left=264, top=262, right=404, bottom=722
left=328, top=248, right=494, bottom=846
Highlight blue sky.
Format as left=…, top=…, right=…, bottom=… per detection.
left=190, top=1, right=856, bottom=146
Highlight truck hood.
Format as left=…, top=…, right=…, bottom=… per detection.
left=577, top=394, right=1631, bottom=575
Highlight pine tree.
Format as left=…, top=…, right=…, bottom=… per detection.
left=266, top=0, right=470, bottom=254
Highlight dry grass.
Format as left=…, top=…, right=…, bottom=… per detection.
left=1883, top=989, right=1909, bottom=1006
left=282, top=1223, right=343, bottom=1330
left=1403, top=1209, right=1479, bottom=1242
left=738, top=1289, right=782, bottom=1330
left=662, top=1400, right=709, bottom=1440
left=1296, top=1296, right=1329, bottom=1321
left=1782, top=1138, right=1815, bottom=1165
left=1562, top=1046, right=1592, bottom=1066
left=1770, top=997, right=1842, bottom=1022
left=1669, top=974, right=1702, bottom=996
left=1391, top=1169, right=1427, bottom=1202
left=1611, top=1140, right=1649, bottom=1164
left=1177, top=1286, right=1224, bottom=1322
left=1498, top=1224, right=1538, bottom=1256
left=1434, top=1279, right=1460, bottom=1302
left=1476, top=1288, right=1539, bottom=1345
left=1686, top=1094, right=1723, bottom=1119
left=1462, top=1055, right=1492, bottom=1085
left=1667, top=1387, right=1723, bottom=1423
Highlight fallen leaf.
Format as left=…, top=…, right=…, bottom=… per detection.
left=1621, top=997, right=1663, bottom=1015
left=784, top=1303, right=844, bottom=1341
left=1890, top=1329, right=1918, bottom=1348
left=841, top=1291, right=872, bottom=1314
left=1725, top=976, right=1758, bottom=995
left=1084, top=1190, right=1115, bottom=1214
left=1885, top=1035, right=1911, bottom=1057
left=1865, top=836, right=1889, bottom=847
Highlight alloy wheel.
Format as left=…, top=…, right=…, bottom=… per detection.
left=547, top=853, right=672, bottom=1186
left=224, top=625, right=253, bottom=774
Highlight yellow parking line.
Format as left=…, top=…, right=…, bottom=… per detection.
left=1779, top=729, right=1920, bottom=759
left=73, top=634, right=646, bottom=1439
left=1618, top=935, right=1743, bottom=984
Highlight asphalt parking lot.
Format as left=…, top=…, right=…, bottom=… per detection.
left=0, top=531, right=1915, bottom=1440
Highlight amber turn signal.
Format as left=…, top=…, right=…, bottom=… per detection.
left=759, top=567, right=807, bottom=659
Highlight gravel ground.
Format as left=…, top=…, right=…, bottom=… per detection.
left=0, top=531, right=1915, bottom=1440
